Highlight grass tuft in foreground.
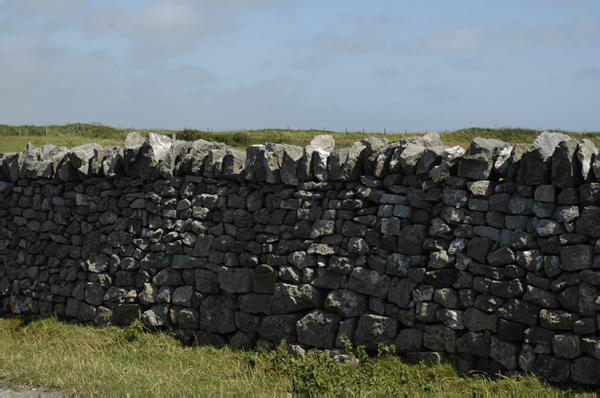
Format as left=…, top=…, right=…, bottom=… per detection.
left=0, top=317, right=578, bottom=395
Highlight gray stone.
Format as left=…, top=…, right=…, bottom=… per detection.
left=355, top=314, right=398, bottom=350
left=200, top=296, right=236, bottom=334
left=335, top=318, right=358, bottom=348
left=259, top=314, right=299, bottom=343
left=172, top=286, right=194, bottom=307
left=324, top=289, right=367, bottom=317
left=578, top=139, right=598, bottom=182
left=218, top=267, right=254, bottom=294
left=87, top=253, right=109, bottom=273
left=229, top=331, right=257, bottom=350
left=540, top=309, right=579, bottom=330
left=397, top=224, right=428, bottom=256
left=554, top=205, right=579, bottom=223
left=385, top=279, right=416, bottom=309
left=193, top=235, right=214, bottom=257
left=65, top=298, right=79, bottom=318
left=497, top=298, right=539, bottom=326
left=415, top=145, right=447, bottom=176
left=238, top=293, right=273, bottom=315
left=85, top=282, right=105, bottom=306
left=457, top=332, right=489, bottom=357
left=310, top=219, right=335, bottom=239
left=113, top=304, right=141, bottom=326
left=77, top=302, right=97, bottom=322
left=436, top=309, right=464, bottom=330
left=571, top=356, right=600, bottom=385
left=457, top=137, right=510, bottom=180
left=523, top=286, right=559, bottom=308
left=415, top=302, right=440, bottom=323
left=395, top=328, right=423, bottom=353
left=535, top=185, right=556, bottom=203
left=551, top=139, right=583, bottom=189
left=142, top=303, right=171, bottom=327
left=575, top=206, right=600, bottom=238
left=430, top=146, right=465, bottom=183
left=534, top=355, right=571, bottom=383
left=490, top=335, right=519, bottom=370
left=467, top=237, right=494, bottom=263
left=336, top=140, right=367, bottom=181
left=518, top=131, right=570, bottom=185
left=464, top=307, right=497, bottom=332
left=386, top=253, right=409, bottom=277
left=516, top=250, right=543, bottom=272
left=94, top=306, right=115, bottom=325
left=518, top=344, right=536, bottom=372
left=139, top=283, right=158, bottom=306
left=487, top=247, right=515, bottom=266
left=579, top=283, right=596, bottom=316
left=68, top=143, right=103, bottom=179
left=442, top=186, right=469, bottom=208
left=561, top=245, right=593, bottom=271
left=428, top=250, right=455, bottom=269
left=467, top=180, right=496, bottom=197
left=552, top=333, right=581, bottom=359
left=274, top=283, right=325, bottom=312
left=296, top=309, right=342, bottom=349
left=434, top=288, right=461, bottom=309
left=347, top=267, right=391, bottom=299
left=222, top=148, right=247, bottom=180
left=536, top=219, right=565, bottom=237
left=423, top=324, right=456, bottom=353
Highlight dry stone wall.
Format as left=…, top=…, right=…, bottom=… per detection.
left=2, top=131, right=600, bottom=385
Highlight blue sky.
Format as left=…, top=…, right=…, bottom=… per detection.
left=0, top=0, right=598, bottom=133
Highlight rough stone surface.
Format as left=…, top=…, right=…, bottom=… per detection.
left=296, top=309, right=342, bottom=349
left=354, top=314, right=398, bottom=350
left=4, top=131, right=600, bottom=386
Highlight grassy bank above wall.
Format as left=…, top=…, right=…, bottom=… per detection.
left=1, top=124, right=599, bottom=153
left=0, top=317, right=573, bottom=395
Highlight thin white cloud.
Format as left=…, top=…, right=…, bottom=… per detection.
left=420, top=15, right=600, bottom=55
left=420, top=25, right=488, bottom=55
left=1, top=0, right=84, bottom=15
left=86, top=2, right=227, bottom=64
left=497, top=23, right=573, bottom=48
left=204, top=0, right=296, bottom=12
left=311, top=27, right=386, bottom=54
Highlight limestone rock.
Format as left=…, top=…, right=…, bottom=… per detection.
left=69, top=143, right=103, bottom=179
left=518, top=131, right=570, bottom=185
left=354, top=314, right=398, bottom=350
left=430, top=146, right=465, bottom=183
left=578, top=139, right=598, bottom=182
left=259, top=314, right=299, bottom=343
left=457, top=137, right=510, bottom=180
left=296, top=309, right=342, bottom=349
left=324, top=289, right=367, bottom=317
left=551, top=139, right=583, bottom=189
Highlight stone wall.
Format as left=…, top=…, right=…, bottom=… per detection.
left=2, top=131, right=600, bottom=385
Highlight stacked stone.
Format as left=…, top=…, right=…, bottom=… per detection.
left=2, top=131, right=600, bottom=385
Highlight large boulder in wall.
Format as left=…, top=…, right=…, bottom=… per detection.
left=551, top=139, right=582, bottom=188
left=299, top=135, right=335, bottom=181
left=457, top=137, right=510, bottom=180
left=517, top=131, right=570, bottom=185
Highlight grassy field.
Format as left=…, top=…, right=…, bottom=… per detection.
left=1, top=123, right=600, bottom=153
left=0, top=317, right=577, bottom=395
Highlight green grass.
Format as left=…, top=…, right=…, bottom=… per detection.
left=0, top=317, right=578, bottom=395
left=2, top=123, right=599, bottom=154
